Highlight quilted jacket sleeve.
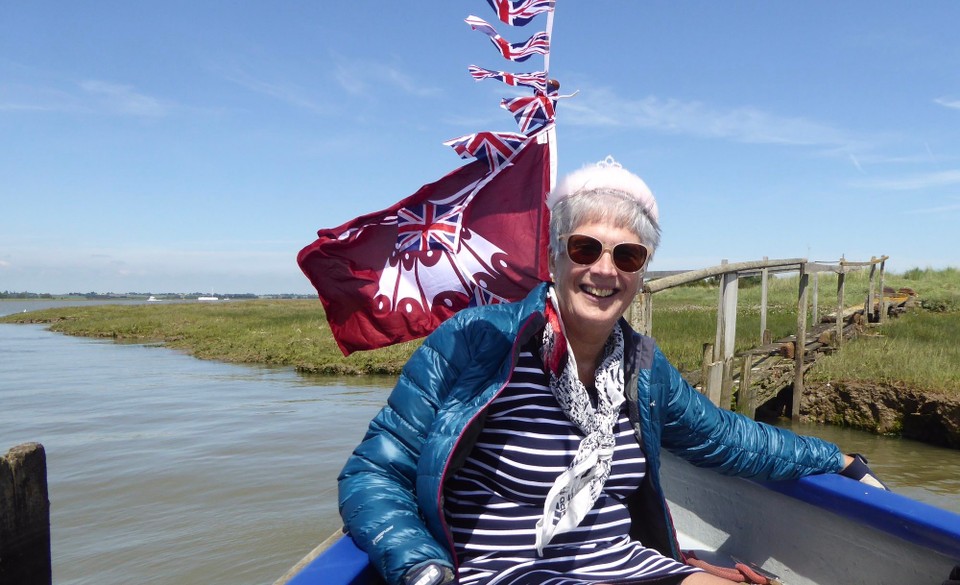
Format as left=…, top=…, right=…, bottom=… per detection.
left=652, top=347, right=845, bottom=479
left=337, top=317, right=472, bottom=585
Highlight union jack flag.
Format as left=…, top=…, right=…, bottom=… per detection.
left=501, top=94, right=556, bottom=133
left=485, top=0, right=555, bottom=27
left=395, top=203, right=463, bottom=253
left=444, top=131, right=527, bottom=170
left=297, top=136, right=551, bottom=355
left=469, top=65, right=547, bottom=93
left=465, top=15, right=550, bottom=62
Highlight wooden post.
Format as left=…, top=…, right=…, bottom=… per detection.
left=718, top=273, right=738, bottom=362
left=632, top=291, right=653, bottom=336
left=702, top=340, right=722, bottom=407
left=792, top=267, right=809, bottom=420
left=713, top=260, right=728, bottom=362
left=700, top=342, right=713, bottom=396
left=706, top=361, right=724, bottom=407
left=811, top=271, right=819, bottom=325
left=0, top=443, right=52, bottom=585
left=836, top=259, right=846, bottom=345
left=867, top=259, right=877, bottom=323
left=737, top=354, right=756, bottom=418
left=879, top=258, right=887, bottom=324
left=760, top=257, right=769, bottom=345
left=720, top=357, right=735, bottom=411
left=715, top=269, right=738, bottom=409
left=643, top=291, right=653, bottom=335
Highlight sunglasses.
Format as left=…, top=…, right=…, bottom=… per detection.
left=560, top=233, right=650, bottom=273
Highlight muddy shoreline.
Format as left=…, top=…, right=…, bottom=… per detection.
left=760, top=381, right=960, bottom=449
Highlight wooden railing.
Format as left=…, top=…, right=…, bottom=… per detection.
left=629, top=255, right=890, bottom=419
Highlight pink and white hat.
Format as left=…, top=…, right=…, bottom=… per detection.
left=546, top=156, right=659, bottom=224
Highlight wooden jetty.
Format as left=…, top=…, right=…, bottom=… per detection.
left=630, top=255, right=913, bottom=419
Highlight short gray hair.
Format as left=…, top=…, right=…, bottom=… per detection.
left=548, top=189, right=661, bottom=262
left=547, top=157, right=661, bottom=263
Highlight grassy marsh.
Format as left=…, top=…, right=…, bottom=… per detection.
left=2, top=268, right=957, bottom=395
left=0, top=300, right=421, bottom=376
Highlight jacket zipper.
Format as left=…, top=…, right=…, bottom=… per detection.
left=435, top=311, right=543, bottom=570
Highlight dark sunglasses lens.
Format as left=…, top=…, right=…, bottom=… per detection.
left=566, top=235, right=603, bottom=265
left=613, top=243, right=648, bottom=272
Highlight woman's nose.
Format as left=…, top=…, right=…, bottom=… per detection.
left=591, top=250, right=619, bottom=275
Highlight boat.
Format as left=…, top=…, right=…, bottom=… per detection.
left=275, top=452, right=960, bottom=584
left=147, top=296, right=161, bottom=302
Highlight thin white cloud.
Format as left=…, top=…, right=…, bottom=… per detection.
left=562, top=87, right=861, bottom=150
left=849, top=153, right=865, bottom=174
left=0, top=259, right=11, bottom=268
left=0, top=102, right=56, bottom=112
left=333, top=58, right=442, bottom=98
left=853, top=170, right=960, bottom=191
left=218, top=65, right=330, bottom=113
left=79, top=80, right=170, bottom=117
left=906, top=197, right=960, bottom=215
left=934, top=97, right=960, bottom=110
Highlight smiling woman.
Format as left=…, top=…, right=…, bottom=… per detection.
left=333, top=158, right=880, bottom=585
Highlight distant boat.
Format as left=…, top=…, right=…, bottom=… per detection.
left=147, top=296, right=161, bottom=302
left=197, top=296, right=219, bottom=302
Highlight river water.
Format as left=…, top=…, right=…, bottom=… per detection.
left=1, top=300, right=958, bottom=584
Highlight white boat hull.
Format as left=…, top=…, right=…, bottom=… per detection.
left=281, top=455, right=960, bottom=584
left=663, top=451, right=958, bottom=584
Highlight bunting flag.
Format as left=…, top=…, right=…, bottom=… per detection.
left=485, top=0, right=555, bottom=26
left=469, top=65, right=547, bottom=93
left=501, top=94, right=556, bottom=133
left=444, top=131, right=527, bottom=171
left=465, top=15, right=550, bottom=62
left=297, top=131, right=552, bottom=355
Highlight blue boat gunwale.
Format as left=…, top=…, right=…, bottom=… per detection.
left=285, top=473, right=960, bottom=584
left=758, top=472, right=960, bottom=560
left=284, top=532, right=376, bottom=585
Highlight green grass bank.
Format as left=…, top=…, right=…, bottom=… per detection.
left=0, top=300, right=421, bottom=376
left=3, top=267, right=958, bottom=395
left=0, top=269, right=960, bottom=448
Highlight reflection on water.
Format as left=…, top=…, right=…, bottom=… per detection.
left=0, top=298, right=160, bottom=317
left=0, top=323, right=391, bottom=585
left=0, top=315, right=957, bottom=585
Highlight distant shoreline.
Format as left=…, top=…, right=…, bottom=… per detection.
left=2, top=292, right=958, bottom=449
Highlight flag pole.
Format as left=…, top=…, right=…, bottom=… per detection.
left=544, top=8, right=554, bottom=76
left=544, top=6, right=557, bottom=191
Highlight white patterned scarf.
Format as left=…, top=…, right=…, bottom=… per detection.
left=535, top=288, right=626, bottom=556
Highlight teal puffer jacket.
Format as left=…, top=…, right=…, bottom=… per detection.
left=337, top=283, right=845, bottom=585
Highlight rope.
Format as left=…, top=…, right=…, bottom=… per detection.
left=683, top=551, right=772, bottom=584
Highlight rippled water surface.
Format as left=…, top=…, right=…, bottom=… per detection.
left=0, top=317, right=391, bottom=584
left=1, top=300, right=957, bottom=584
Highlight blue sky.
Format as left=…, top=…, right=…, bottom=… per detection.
left=2, top=1, right=959, bottom=295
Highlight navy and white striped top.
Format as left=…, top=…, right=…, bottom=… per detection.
left=443, top=347, right=698, bottom=585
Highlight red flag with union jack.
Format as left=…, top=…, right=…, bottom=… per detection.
left=297, top=131, right=552, bottom=355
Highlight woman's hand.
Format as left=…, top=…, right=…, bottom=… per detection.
left=840, top=453, right=890, bottom=490
left=404, top=561, right=457, bottom=585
